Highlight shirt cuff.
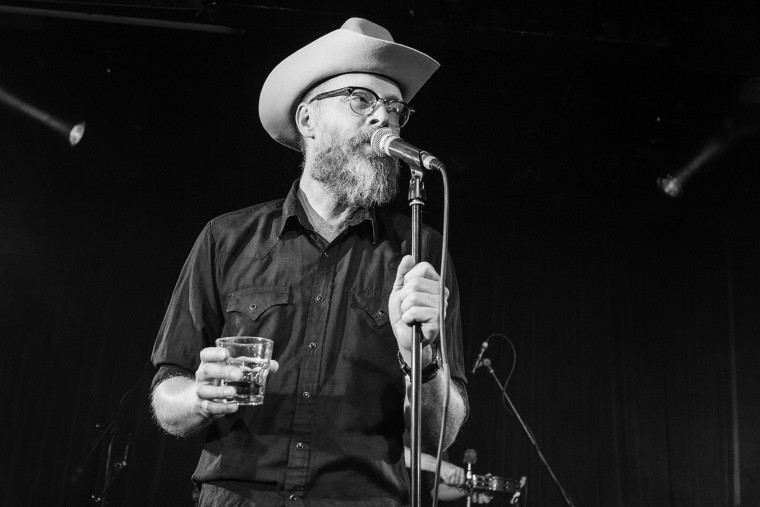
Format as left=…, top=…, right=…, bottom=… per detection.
left=151, top=364, right=195, bottom=392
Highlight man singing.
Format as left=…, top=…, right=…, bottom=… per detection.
left=150, top=17, right=468, bottom=506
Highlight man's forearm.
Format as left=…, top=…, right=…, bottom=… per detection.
left=422, top=370, right=467, bottom=449
left=404, top=448, right=446, bottom=473
left=406, top=368, right=467, bottom=451
left=151, top=376, right=212, bottom=437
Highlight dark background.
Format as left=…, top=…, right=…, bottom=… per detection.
left=1, top=1, right=759, bottom=506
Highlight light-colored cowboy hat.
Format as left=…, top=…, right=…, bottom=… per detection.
left=258, top=17, right=440, bottom=151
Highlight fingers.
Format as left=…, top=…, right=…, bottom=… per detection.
left=196, top=359, right=243, bottom=383
left=473, top=493, right=494, bottom=504
left=451, top=467, right=465, bottom=486
left=441, top=463, right=466, bottom=486
left=394, top=256, right=442, bottom=288
left=394, top=268, right=449, bottom=318
left=195, top=347, right=242, bottom=405
left=194, top=348, right=239, bottom=419
left=197, top=398, right=240, bottom=419
left=401, top=258, right=441, bottom=284
left=196, top=383, right=236, bottom=401
left=196, top=347, right=279, bottom=382
left=397, top=276, right=443, bottom=302
left=398, top=307, right=438, bottom=329
left=399, top=290, right=444, bottom=315
left=199, top=346, right=230, bottom=363
left=393, top=255, right=417, bottom=290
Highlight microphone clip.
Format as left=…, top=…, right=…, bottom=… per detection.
left=408, top=167, right=426, bottom=205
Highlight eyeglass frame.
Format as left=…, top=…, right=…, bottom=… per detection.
left=306, top=86, right=415, bottom=128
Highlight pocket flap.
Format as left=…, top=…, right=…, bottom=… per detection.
left=350, top=289, right=390, bottom=327
left=225, top=288, right=289, bottom=322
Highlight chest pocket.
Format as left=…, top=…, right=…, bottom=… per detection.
left=222, top=287, right=291, bottom=340
left=343, top=289, right=398, bottom=373
left=350, top=290, right=391, bottom=327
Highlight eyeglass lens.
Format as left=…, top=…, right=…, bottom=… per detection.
left=349, top=89, right=411, bottom=127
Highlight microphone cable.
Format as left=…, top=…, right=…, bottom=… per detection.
left=430, top=164, right=451, bottom=507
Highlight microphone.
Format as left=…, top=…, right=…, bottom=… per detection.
left=462, top=448, right=478, bottom=465
left=470, top=339, right=489, bottom=375
left=371, top=127, right=445, bottom=171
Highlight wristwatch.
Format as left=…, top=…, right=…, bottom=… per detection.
left=397, top=343, right=440, bottom=383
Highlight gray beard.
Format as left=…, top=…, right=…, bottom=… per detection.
left=306, top=129, right=400, bottom=208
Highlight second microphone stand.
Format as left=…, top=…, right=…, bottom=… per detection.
left=481, top=358, right=575, bottom=506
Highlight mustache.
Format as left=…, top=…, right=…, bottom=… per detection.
left=346, top=130, right=372, bottom=149
left=349, top=129, right=396, bottom=156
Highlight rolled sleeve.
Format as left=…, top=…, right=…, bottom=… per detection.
left=151, top=223, right=223, bottom=388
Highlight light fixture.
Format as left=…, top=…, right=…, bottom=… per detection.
left=0, top=84, right=86, bottom=146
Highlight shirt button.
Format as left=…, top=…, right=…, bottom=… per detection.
left=308, top=342, right=317, bottom=350
left=296, top=442, right=305, bottom=450
left=324, top=251, right=330, bottom=257
left=316, top=295, right=324, bottom=302
left=289, top=494, right=298, bottom=501
left=302, top=391, right=311, bottom=398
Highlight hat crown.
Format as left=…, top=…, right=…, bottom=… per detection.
left=259, top=17, right=438, bottom=151
left=341, top=17, right=394, bottom=42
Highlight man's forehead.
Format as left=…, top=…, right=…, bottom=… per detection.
left=320, top=73, right=402, bottom=97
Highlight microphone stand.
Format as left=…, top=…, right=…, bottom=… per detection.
left=481, top=358, right=575, bottom=507
left=71, top=360, right=149, bottom=505
left=83, top=386, right=136, bottom=505
left=408, top=166, right=426, bottom=507
left=409, top=165, right=426, bottom=507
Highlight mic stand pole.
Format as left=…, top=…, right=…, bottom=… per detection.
left=408, top=166, right=426, bottom=507
left=481, top=359, right=575, bottom=507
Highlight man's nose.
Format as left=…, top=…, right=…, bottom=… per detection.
left=368, top=101, right=392, bottom=127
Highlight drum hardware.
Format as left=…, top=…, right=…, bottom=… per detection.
left=463, top=449, right=477, bottom=507
left=462, top=448, right=526, bottom=505
left=469, top=473, right=527, bottom=504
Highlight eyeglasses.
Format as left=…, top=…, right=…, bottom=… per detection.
left=308, top=86, right=415, bottom=128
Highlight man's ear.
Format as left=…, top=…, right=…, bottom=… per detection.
left=295, top=102, right=316, bottom=140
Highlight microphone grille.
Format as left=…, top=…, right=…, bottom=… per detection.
left=463, top=449, right=478, bottom=465
left=370, top=127, right=396, bottom=156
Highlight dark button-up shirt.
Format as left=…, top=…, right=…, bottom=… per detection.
left=151, top=180, right=466, bottom=506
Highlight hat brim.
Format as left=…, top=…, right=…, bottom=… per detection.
left=259, top=27, right=439, bottom=151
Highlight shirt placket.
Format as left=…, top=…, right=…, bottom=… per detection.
left=283, top=238, right=336, bottom=501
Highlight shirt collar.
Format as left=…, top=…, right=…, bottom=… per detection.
left=278, top=179, right=379, bottom=244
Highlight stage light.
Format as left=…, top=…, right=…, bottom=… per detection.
left=0, top=84, right=86, bottom=146
left=658, top=77, right=760, bottom=197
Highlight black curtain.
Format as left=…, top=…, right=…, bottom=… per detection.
left=453, top=216, right=755, bottom=506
